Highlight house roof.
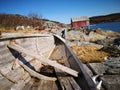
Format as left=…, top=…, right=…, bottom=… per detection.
left=71, top=16, right=89, bottom=22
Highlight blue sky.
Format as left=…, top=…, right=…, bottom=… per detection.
left=0, top=0, right=120, bottom=24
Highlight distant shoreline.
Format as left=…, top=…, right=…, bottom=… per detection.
left=90, top=13, right=120, bottom=24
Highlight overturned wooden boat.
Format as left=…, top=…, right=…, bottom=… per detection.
left=0, top=33, right=96, bottom=90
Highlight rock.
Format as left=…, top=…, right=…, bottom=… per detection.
left=114, top=38, right=120, bottom=45
left=95, top=37, right=115, bottom=46
left=101, top=75, right=120, bottom=90
left=104, top=57, right=120, bottom=74
left=79, top=29, right=90, bottom=35
left=106, top=68, right=120, bottom=74
left=82, top=63, right=120, bottom=90
left=104, top=30, right=120, bottom=37
left=95, top=37, right=120, bottom=46
left=94, top=28, right=105, bottom=35
left=67, top=40, right=103, bottom=47
left=66, top=30, right=106, bottom=44
left=94, top=29, right=120, bottom=37
left=66, top=30, right=86, bottom=41
left=101, top=45, right=120, bottom=57
left=97, top=37, right=120, bottom=56
left=83, top=63, right=107, bottom=76
left=88, top=31, right=106, bottom=42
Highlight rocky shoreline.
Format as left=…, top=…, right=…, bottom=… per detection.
left=57, top=28, right=120, bottom=90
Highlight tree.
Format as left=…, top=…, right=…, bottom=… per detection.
left=28, top=12, right=43, bottom=28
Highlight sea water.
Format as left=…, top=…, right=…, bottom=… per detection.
left=90, top=21, right=120, bottom=33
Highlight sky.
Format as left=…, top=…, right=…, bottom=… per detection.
left=0, top=0, right=120, bottom=24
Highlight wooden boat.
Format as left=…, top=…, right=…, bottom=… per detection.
left=0, top=33, right=96, bottom=90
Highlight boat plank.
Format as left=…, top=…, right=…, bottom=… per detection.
left=0, top=61, right=14, bottom=75
left=1, top=67, right=25, bottom=83
left=0, top=77, right=14, bottom=90
left=20, top=55, right=42, bottom=72
left=55, top=68, right=81, bottom=90
left=50, top=45, right=81, bottom=90
left=15, top=59, right=57, bottom=81
left=8, top=43, right=78, bottom=77
left=10, top=80, right=25, bottom=90
left=7, top=66, right=24, bottom=76
left=37, top=80, right=58, bottom=90
left=69, top=77, right=82, bottom=90
left=22, top=78, right=34, bottom=90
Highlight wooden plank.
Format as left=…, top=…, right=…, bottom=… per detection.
left=15, top=59, right=57, bottom=81
left=0, top=70, right=16, bottom=83
left=0, top=60, right=13, bottom=72
left=22, top=55, right=42, bottom=72
left=55, top=68, right=81, bottom=90
left=0, top=67, right=25, bottom=83
left=64, top=43, right=97, bottom=90
left=50, top=44, right=81, bottom=90
left=8, top=43, right=78, bottom=77
left=27, top=59, right=42, bottom=72
left=10, top=80, right=25, bottom=90
left=69, top=77, right=82, bottom=90
left=22, top=71, right=31, bottom=83
left=37, top=80, right=58, bottom=90
left=0, top=56, right=14, bottom=64
left=47, top=45, right=56, bottom=59
left=24, top=74, right=31, bottom=84
left=22, top=78, right=34, bottom=90
left=12, top=55, right=42, bottom=71
left=6, top=67, right=25, bottom=82
left=0, top=77, right=14, bottom=90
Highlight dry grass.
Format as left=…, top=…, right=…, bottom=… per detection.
left=0, top=28, right=44, bottom=34
left=71, top=45, right=109, bottom=63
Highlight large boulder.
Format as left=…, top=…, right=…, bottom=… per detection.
left=94, top=28, right=106, bottom=36
left=104, top=30, right=120, bottom=37
left=88, top=31, right=106, bottom=42
left=104, top=57, right=120, bottom=74
left=101, top=75, right=120, bottom=90
left=66, top=30, right=106, bottom=43
left=96, top=37, right=120, bottom=56
left=66, top=30, right=86, bottom=41
left=102, top=45, right=120, bottom=57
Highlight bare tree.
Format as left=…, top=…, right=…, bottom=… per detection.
left=28, top=12, right=43, bottom=28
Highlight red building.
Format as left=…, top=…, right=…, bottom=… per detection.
left=71, top=16, right=89, bottom=28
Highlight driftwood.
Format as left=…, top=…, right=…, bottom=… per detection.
left=8, top=44, right=78, bottom=77
left=15, top=59, right=57, bottom=81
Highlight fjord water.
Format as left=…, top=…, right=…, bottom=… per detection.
left=90, top=21, right=120, bottom=32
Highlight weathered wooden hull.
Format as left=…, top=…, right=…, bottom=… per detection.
left=0, top=34, right=96, bottom=90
